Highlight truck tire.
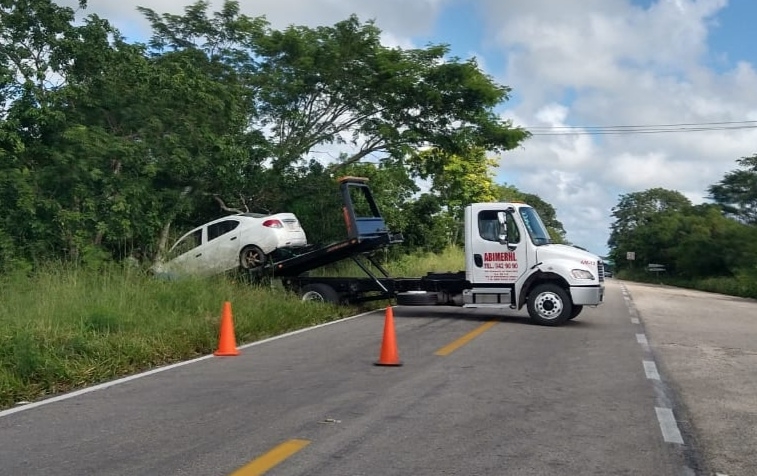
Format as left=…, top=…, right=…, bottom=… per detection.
left=301, top=283, right=340, bottom=304
left=527, top=283, right=572, bottom=326
left=396, top=291, right=438, bottom=306
left=567, top=305, right=583, bottom=320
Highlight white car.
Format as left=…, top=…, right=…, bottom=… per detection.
left=154, top=213, right=308, bottom=278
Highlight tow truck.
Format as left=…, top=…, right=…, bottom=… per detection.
left=252, top=176, right=605, bottom=326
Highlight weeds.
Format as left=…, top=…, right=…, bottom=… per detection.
left=0, top=264, right=354, bottom=409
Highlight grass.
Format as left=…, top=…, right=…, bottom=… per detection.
left=0, top=247, right=465, bottom=410
left=0, top=266, right=354, bottom=409
left=616, top=269, right=757, bottom=299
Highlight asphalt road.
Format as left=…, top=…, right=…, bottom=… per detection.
left=0, top=280, right=701, bottom=475
left=621, top=280, right=757, bottom=476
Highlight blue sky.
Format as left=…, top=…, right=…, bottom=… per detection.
left=67, top=0, right=757, bottom=257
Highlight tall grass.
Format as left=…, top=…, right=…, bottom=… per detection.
left=0, top=265, right=354, bottom=409
left=616, top=269, right=757, bottom=299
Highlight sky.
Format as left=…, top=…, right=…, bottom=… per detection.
left=62, top=0, right=757, bottom=257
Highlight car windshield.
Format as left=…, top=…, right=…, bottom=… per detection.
left=518, top=206, right=552, bottom=246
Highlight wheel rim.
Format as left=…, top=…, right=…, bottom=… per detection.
left=534, top=291, right=563, bottom=320
left=302, top=291, right=324, bottom=302
left=242, top=249, right=264, bottom=268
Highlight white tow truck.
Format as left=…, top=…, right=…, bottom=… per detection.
left=254, top=177, right=605, bottom=326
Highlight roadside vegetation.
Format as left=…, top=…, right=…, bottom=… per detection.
left=615, top=269, right=757, bottom=300
left=607, top=155, right=757, bottom=299
left=0, top=247, right=465, bottom=410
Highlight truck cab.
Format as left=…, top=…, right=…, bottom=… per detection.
left=462, top=202, right=605, bottom=324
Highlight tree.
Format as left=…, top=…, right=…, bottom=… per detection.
left=0, top=0, right=256, bottom=266
left=608, top=188, right=691, bottom=269
left=1, top=0, right=532, bottom=268
left=671, top=204, right=748, bottom=277
left=138, top=1, right=530, bottom=174
left=495, top=184, right=567, bottom=243
left=0, top=0, right=113, bottom=264
left=708, top=154, right=757, bottom=225
left=413, top=148, right=499, bottom=217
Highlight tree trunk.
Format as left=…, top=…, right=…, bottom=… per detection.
left=154, top=221, right=172, bottom=265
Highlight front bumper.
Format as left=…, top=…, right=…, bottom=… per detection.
left=570, top=285, right=604, bottom=306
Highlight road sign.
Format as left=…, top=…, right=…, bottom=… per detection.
left=626, top=251, right=635, bottom=260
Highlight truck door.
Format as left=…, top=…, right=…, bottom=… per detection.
left=468, top=208, right=529, bottom=286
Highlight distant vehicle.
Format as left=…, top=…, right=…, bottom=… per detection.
left=603, top=264, right=613, bottom=278
left=153, top=213, right=307, bottom=278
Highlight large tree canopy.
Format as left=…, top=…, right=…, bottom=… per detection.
left=0, top=0, right=551, bottom=271
left=138, top=1, right=530, bottom=173
left=607, top=185, right=757, bottom=278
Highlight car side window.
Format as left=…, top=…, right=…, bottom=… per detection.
left=169, top=229, right=203, bottom=258
left=478, top=210, right=520, bottom=243
left=207, top=219, right=240, bottom=241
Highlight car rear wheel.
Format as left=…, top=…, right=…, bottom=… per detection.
left=240, top=245, right=267, bottom=270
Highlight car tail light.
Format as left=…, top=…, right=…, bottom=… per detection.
left=262, top=219, right=283, bottom=228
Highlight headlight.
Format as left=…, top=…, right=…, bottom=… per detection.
left=571, top=269, right=595, bottom=280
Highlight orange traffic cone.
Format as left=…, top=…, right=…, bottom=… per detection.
left=214, top=301, right=240, bottom=356
left=375, top=306, right=402, bottom=366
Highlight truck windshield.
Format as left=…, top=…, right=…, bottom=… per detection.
left=519, top=207, right=552, bottom=246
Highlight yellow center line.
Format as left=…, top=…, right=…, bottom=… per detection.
left=230, top=439, right=310, bottom=476
left=434, top=320, right=498, bottom=356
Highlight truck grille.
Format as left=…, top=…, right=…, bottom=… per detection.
left=598, top=261, right=605, bottom=282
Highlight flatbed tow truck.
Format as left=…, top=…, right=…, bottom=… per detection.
left=250, top=176, right=604, bottom=326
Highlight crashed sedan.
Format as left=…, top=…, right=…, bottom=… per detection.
left=153, top=213, right=308, bottom=278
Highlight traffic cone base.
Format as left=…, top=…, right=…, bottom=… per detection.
left=375, top=306, right=402, bottom=366
left=214, top=301, right=240, bottom=356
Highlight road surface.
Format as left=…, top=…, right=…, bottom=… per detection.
left=4, top=279, right=749, bottom=475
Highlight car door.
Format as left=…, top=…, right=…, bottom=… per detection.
left=205, top=218, right=242, bottom=274
left=165, top=228, right=206, bottom=276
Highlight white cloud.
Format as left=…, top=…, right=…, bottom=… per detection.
left=64, top=0, right=446, bottom=44
left=480, top=0, right=756, bottom=255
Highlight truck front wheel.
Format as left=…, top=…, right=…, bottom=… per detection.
left=568, top=305, right=583, bottom=320
left=527, top=283, right=572, bottom=326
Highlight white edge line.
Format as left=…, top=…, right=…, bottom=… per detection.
left=0, top=308, right=381, bottom=418
left=636, top=333, right=648, bottom=345
left=643, top=360, right=661, bottom=380
left=631, top=317, right=640, bottom=324
left=655, top=407, right=684, bottom=444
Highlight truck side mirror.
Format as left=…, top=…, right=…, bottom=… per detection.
left=497, top=211, right=508, bottom=245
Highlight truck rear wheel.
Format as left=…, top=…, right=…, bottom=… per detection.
left=527, top=283, right=572, bottom=326
left=301, top=284, right=340, bottom=304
